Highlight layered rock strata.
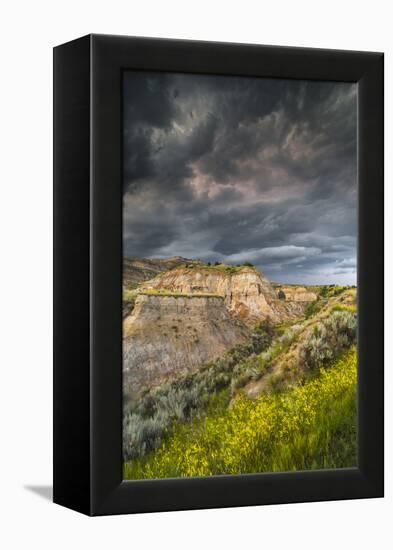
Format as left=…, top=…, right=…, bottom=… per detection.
left=123, top=293, right=249, bottom=397
left=140, top=266, right=300, bottom=323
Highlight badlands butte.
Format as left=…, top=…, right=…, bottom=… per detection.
left=123, top=256, right=317, bottom=397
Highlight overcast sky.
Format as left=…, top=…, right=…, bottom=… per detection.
left=123, top=71, right=357, bottom=285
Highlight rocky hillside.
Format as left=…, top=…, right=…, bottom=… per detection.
left=123, top=282, right=357, bottom=473
left=139, top=265, right=313, bottom=324
left=123, top=293, right=250, bottom=397
left=244, top=288, right=357, bottom=398
left=275, top=285, right=317, bottom=302
left=123, top=256, right=202, bottom=289
left=122, top=259, right=319, bottom=398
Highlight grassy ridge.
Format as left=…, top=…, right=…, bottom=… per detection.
left=183, top=262, right=255, bottom=274
left=124, top=348, right=357, bottom=479
left=123, top=287, right=222, bottom=299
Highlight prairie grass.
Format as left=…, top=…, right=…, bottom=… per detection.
left=331, top=303, right=357, bottom=314
left=123, top=288, right=138, bottom=301
left=124, top=348, right=357, bottom=479
left=124, top=287, right=221, bottom=300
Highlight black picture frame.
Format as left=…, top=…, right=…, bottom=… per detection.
left=53, top=34, right=384, bottom=516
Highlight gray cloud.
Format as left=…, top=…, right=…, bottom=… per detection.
left=123, top=71, right=357, bottom=284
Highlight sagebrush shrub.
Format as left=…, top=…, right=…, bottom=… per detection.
left=299, top=310, right=356, bottom=370
left=123, top=413, right=168, bottom=459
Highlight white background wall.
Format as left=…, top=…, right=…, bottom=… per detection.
left=0, top=1, right=391, bottom=548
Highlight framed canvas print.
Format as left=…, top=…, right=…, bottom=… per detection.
left=53, top=34, right=384, bottom=515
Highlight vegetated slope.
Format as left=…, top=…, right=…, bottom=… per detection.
left=123, top=293, right=250, bottom=398
left=124, top=348, right=356, bottom=479
left=123, top=285, right=357, bottom=478
left=123, top=256, right=202, bottom=289
left=139, top=264, right=316, bottom=324
left=123, top=321, right=272, bottom=461
left=244, top=288, right=357, bottom=397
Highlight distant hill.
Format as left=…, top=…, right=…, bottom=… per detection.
left=123, top=256, right=202, bottom=289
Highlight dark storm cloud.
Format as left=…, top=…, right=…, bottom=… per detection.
left=123, top=71, right=357, bottom=284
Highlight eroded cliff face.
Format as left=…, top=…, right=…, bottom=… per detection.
left=123, top=294, right=249, bottom=397
left=278, top=286, right=317, bottom=302
left=122, top=264, right=319, bottom=396
left=140, top=267, right=299, bottom=323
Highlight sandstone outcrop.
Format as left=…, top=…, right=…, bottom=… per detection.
left=139, top=266, right=301, bottom=323
left=123, top=293, right=250, bottom=397
left=122, top=262, right=320, bottom=397
left=277, top=286, right=317, bottom=303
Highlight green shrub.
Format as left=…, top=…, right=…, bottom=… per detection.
left=299, top=310, right=356, bottom=370
left=123, top=413, right=168, bottom=459
left=304, top=300, right=321, bottom=318
left=319, top=285, right=329, bottom=298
